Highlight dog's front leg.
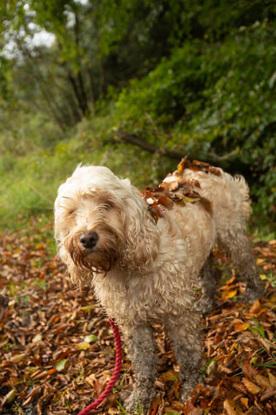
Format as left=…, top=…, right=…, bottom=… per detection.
left=122, top=323, right=157, bottom=413
left=165, top=313, right=203, bottom=401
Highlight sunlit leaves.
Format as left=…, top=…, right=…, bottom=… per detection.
left=0, top=220, right=275, bottom=413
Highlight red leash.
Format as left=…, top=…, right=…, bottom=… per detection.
left=77, top=319, right=122, bottom=415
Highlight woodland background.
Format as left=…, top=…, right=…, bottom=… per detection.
left=0, top=0, right=275, bottom=231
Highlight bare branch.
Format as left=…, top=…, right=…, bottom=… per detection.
left=115, top=130, right=239, bottom=165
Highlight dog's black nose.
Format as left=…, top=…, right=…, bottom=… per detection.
left=80, top=231, right=99, bottom=249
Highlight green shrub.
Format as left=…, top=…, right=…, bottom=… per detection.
left=113, top=21, right=276, bottom=218
left=0, top=22, right=275, bottom=229
left=0, top=116, right=157, bottom=229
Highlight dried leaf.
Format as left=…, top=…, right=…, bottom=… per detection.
left=146, top=197, right=155, bottom=205
left=242, top=361, right=258, bottom=379
left=260, top=387, right=276, bottom=401
left=268, top=371, right=276, bottom=387
left=159, top=370, right=178, bottom=382
left=148, top=396, right=162, bottom=415
left=158, top=195, right=174, bottom=209
left=242, top=378, right=261, bottom=394
left=10, top=353, right=27, bottom=363
left=84, top=334, right=98, bottom=343
left=32, top=333, right=43, bottom=343
left=55, top=359, right=67, bottom=372
left=177, top=158, right=186, bottom=174
left=233, top=322, right=250, bottom=332
left=255, top=374, right=270, bottom=388
left=206, top=358, right=217, bottom=375
left=249, top=300, right=262, bottom=315
left=2, top=388, right=17, bottom=406
left=222, top=289, right=237, bottom=301
left=240, top=397, right=249, bottom=408
left=80, top=304, right=94, bottom=312
left=76, top=341, right=91, bottom=350
left=22, top=386, right=42, bottom=406
left=223, top=399, right=239, bottom=415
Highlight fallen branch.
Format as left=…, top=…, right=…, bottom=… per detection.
left=116, top=130, right=182, bottom=159
left=115, top=129, right=240, bottom=166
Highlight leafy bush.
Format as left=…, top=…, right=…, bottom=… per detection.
left=0, top=115, right=158, bottom=228
left=0, top=16, right=275, bottom=229
left=113, top=21, right=276, bottom=218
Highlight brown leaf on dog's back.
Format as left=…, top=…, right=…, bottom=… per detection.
left=157, top=194, right=174, bottom=209
left=177, top=157, right=187, bottom=174
left=162, top=175, right=180, bottom=191
left=178, top=177, right=201, bottom=188
left=209, top=166, right=222, bottom=176
left=149, top=204, right=165, bottom=222
left=192, top=160, right=210, bottom=167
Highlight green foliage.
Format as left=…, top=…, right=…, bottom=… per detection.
left=113, top=21, right=276, bottom=218
left=0, top=1, right=275, bottom=229
left=115, top=43, right=205, bottom=127
left=0, top=114, right=158, bottom=228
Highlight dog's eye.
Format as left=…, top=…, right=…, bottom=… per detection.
left=67, top=209, right=76, bottom=216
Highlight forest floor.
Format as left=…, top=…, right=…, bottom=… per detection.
left=0, top=220, right=275, bottom=415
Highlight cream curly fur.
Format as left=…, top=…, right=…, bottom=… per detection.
left=54, top=164, right=262, bottom=412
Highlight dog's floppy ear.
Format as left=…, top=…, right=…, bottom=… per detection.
left=121, top=190, right=160, bottom=270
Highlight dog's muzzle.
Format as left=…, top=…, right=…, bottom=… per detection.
left=67, top=224, right=122, bottom=274
left=80, top=231, right=99, bottom=250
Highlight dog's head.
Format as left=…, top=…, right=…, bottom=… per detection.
left=54, top=165, right=157, bottom=283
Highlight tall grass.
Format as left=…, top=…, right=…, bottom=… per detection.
left=0, top=116, right=159, bottom=229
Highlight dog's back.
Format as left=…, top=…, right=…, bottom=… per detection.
left=182, top=168, right=251, bottom=238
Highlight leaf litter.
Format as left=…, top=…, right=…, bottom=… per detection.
left=0, top=221, right=275, bottom=414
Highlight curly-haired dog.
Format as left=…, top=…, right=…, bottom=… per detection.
left=54, top=160, right=263, bottom=412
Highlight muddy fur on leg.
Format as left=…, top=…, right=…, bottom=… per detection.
left=123, top=324, right=157, bottom=412
left=165, top=313, right=203, bottom=401
left=196, top=255, right=220, bottom=314
left=218, top=230, right=263, bottom=301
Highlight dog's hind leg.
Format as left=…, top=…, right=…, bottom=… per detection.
left=123, top=324, right=157, bottom=413
left=218, top=229, right=263, bottom=301
left=165, top=313, right=203, bottom=401
left=195, top=254, right=219, bottom=314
